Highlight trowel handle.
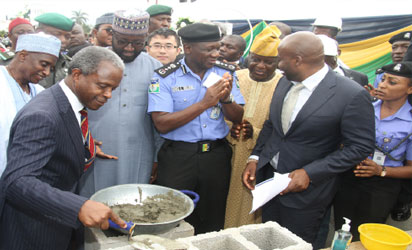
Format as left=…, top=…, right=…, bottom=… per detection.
left=180, top=190, right=200, bottom=207
left=108, top=219, right=134, bottom=232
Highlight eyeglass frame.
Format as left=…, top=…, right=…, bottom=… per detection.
left=147, top=43, right=178, bottom=51
left=112, top=34, right=146, bottom=48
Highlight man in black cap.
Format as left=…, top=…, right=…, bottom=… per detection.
left=35, top=12, right=74, bottom=88
left=148, top=22, right=245, bottom=234
left=92, top=13, right=114, bottom=47
left=146, top=4, right=173, bottom=33
left=373, top=31, right=412, bottom=88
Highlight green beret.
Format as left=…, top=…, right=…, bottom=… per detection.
left=381, top=62, right=412, bottom=78
left=178, top=23, right=221, bottom=43
left=146, top=4, right=173, bottom=17
left=35, top=12, right=74, bottom=31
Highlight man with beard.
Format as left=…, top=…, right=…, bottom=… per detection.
left=79, top=10, right=163, bottom=198
left=242, top=32, right=375, bottom=246
left=35, top=12, right=74, bottom=88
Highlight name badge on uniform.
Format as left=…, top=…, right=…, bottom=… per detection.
left=372, top=150, right=386, bottom=165
left=210, top=105, right=221, bottom=120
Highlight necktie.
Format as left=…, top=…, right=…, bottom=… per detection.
left=281, top=83, right=305, bottom=133
left=80, top=108, right=96, bottom=171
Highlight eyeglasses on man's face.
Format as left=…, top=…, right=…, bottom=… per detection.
left=114, top=36, right=145, bottom=48
left=102, top=28, right=113, bottom=35
left=148, top=43, right=178, bottom=50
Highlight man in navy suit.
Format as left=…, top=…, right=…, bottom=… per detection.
left=242, top=32, right=375, bottom=245
left=0, top=46, right=126, bottom=250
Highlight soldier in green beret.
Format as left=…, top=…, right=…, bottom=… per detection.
left=34, top=12, right=74, bottom=88
left=146, top=4, right=173, bottom=33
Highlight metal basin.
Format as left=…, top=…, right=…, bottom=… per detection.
left=90, top=184, right=195, bottom=235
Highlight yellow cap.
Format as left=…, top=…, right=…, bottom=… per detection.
left=250, top=25, right=281, bottom=57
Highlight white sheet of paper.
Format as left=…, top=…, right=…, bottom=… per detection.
left=203, top=72, right=222, bottom=88
left=250, top=172, right=291, bottom=214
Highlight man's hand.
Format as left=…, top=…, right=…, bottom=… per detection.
left=230, top=123, right=242, bottom=139
left=242, top=161, right=257, bottom=190
left=280, top=169, right=310, bottom=195
left=230, top=120, right=253, bottom=140
left=150, top=162, right=158, bottom=184
left=219, top=72, right=233, bottom=102
left=354, top=158, right=381, bottom=177
left=78, top=200, right=126, bottom=230
left=201, top=78, right=229, bottom=108
left=241, top=120, right=253, bottom=139
left=95, top=140, right=118, bottom=160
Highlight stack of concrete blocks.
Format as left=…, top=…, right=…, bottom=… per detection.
left=85, top=221, right=195, bottom=250
left=176, top=221, right=313, bottom=250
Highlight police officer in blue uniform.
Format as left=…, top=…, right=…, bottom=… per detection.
left=148, top=22, right=245, bottom=234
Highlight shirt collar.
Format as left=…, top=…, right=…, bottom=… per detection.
left=292, top=64, right=329, bottom=91
left=59, top=80, right=84, bottom=114
left=373, top=99, right=412, bottom=122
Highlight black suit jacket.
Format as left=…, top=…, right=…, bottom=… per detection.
left=341, top=67, right=369, bottom=86
left=0, top=84, right=88, bottom=250
left=252, top=69, right=375, bottom=209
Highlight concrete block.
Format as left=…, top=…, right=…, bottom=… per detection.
left=236, top=221, right=313, bottom=250
left=177, top=231, right=258, bottom=250
left=85, top=220, right=194, bottom=250
left=177, top=221, right=312, bottom=250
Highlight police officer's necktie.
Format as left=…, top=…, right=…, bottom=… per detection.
left=80, top=108, right=96, bottom=171
left=281, top=83, right=305, bottom=133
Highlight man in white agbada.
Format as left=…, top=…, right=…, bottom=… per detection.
left=79, top=9, right=163, bottom=197
left=0, top=33, right=61, bottom=175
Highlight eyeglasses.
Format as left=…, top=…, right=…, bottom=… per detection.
left=102, top=28, right=113, bottom=34
left=114, top=37, right=145, bottom=48
left=148, top=43, right=178, bottom=50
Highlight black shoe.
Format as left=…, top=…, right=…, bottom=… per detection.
left=391, top=203, right=411, bottom=221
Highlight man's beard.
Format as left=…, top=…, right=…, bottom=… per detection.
left=112, top=45, right=141, bottom=63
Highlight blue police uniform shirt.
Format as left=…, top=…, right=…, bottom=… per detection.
left=148, top=58, right=245, bottom=143
left=373, top=99, right=412, bottom=167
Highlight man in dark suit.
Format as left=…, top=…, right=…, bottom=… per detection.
left=0, top=46, right=126, bottom=250
left=242, top=32, right=375, bottom=245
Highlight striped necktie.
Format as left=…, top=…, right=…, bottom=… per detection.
left=80, top=108, right=96, bottom=171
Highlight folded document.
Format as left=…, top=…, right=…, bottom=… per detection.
left=250, top=172, right=291, bottom=214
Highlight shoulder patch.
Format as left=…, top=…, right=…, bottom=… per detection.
left=155, top=62, right=181, bottom=78
left=149, top=78, right=160, bottom=93
left=215, top=60, right=236, bottom=72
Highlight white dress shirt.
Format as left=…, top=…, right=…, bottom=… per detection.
left=59, top=80, right=84, bottom=128
left=250, top=64, right=330, bottom=169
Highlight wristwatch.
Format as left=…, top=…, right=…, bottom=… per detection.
left=220, top=94, right=233, bottom=104
left=380, top=165, right=387, bottom=177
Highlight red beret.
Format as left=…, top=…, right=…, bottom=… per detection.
left=8, top=18, right=32, bottom=33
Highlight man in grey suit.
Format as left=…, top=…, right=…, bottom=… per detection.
left=242, top=32, right=375, bottom=245
left=0, top=46, right=126, bottom=250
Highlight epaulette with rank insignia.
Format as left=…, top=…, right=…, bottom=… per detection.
left=215, top=60, right=236, bottom=72
left=155, top=62, right=181, bottom=78
left=61, top=53, right=72, bottom=61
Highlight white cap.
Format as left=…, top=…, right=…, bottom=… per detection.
left=312, top=16, right=342, bottom=32
left=15, top=33, right=61, bottom=58
left=342, top=217, right=351, bottom=231
left=317, top=34, right=338, bottom=56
